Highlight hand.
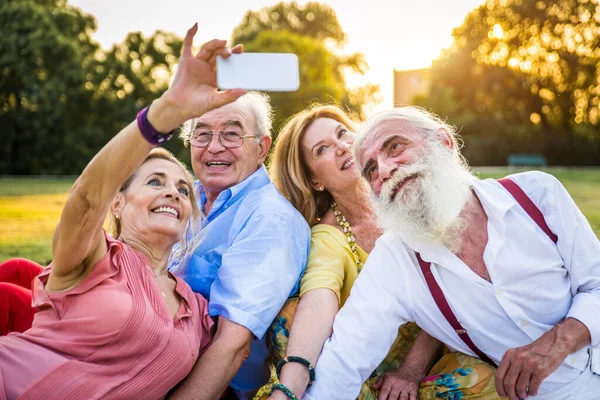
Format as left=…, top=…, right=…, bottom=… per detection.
left=149, top=23, right=247, bottom=132
left=372, top=366, right=421, bottom=400
left=496, top=331, right=568, bottom=400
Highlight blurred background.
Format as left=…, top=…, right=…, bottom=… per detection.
left=1, top=0, right=599, bottom=263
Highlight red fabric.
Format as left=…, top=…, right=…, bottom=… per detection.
left=0, top=258, right=44, bottom=335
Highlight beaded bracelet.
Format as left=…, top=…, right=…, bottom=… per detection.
left=270, top=383, right=299, bottom=400
left=276, top=356, right=316, bottom=386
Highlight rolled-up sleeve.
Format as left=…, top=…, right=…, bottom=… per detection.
left=521, top=172, right=600, bottom=347
left=305, top=240, right=414, bottom=399
left=209, top=212, right=309, bottom=339
left=543, top=176, right=600, bottom=347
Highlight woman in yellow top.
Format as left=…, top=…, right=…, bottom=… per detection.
left=260, top=105, right=499, bottom=400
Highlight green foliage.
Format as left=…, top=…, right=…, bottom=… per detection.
left=0, top=0, right=98, bottom=174
left=0, top=0, right=184, bottom=174
left=232, top=1, right=346, bottom=45
left=231, top=1, right=380, bottom=132
left=417, top=0, right=600, bottom=166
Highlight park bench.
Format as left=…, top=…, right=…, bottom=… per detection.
left=507, top=154, right=547, bottom=167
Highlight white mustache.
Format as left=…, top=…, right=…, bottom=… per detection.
left=379, top=161, right=428, bottom=204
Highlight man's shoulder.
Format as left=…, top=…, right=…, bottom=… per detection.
left=496, top=170, right=563, bottom=206
left=503, top=170, right=560, bottom=190
left=239, top=180, right=307, bottom=222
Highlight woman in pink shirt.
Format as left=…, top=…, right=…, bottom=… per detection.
left=0, top=25, right=246, bottom=400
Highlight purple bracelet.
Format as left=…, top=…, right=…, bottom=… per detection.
left=136, top=105, right=174, bottom=145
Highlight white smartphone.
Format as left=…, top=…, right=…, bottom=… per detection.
left=216, top=53, right=300, bottom=92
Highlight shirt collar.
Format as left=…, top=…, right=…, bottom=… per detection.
left=195, top=165, right=271, bottom=215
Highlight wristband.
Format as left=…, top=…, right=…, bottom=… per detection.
left=276, top=356, right=316, bottom=386
left=136, top=105, right=174, bottom=145
left=270, top=383, right=299, bottom=400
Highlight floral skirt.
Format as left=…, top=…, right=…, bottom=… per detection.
left=256, top=297, right=500, bottom=400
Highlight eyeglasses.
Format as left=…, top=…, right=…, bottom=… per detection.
left=190, top=130, right=259, bottom=148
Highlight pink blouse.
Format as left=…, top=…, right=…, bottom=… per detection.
left=0, top=233, right=214, bottom=400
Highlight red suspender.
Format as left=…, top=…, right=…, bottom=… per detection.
left=417, top=177, right=558, bottom=367
left=497, top=178, right=558, bottom=244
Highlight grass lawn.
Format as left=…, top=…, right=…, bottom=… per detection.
left=1, top=168, right=599, bottom=265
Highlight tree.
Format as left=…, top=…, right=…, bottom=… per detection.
left=0, top=0, right=185, bottom=174
left=231, top=2, right=380, bottom=132
left=0, top=0, right=98, bottom=174
left=419, top=0, right=600, bottom=165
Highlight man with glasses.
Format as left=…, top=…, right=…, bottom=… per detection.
left=169, top=93, right=310, bottom=400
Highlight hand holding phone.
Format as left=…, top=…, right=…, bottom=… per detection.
left=216, top=53, right=300, bottom=92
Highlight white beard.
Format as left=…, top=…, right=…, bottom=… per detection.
left=372, top=141, right=474, bottom=253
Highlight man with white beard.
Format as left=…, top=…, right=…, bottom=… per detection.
left=304, top=107, right=600, bottom=400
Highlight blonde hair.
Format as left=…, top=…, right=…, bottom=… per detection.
left=109, top=148, right=202, bottom=265
left=269, top=104, right=356, bottom=226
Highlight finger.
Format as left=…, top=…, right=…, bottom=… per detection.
left=210, top=89, right=248, bottom=109
left=195, top=39, right=227, bottom=61
left=515, top=367, right=532, bottom=400
left=388, top=387, right=402, bottom=400
left=182, top=23, right=198, bottom=57
left=372, top=376, right=383, bottom=390
left=495, top=353, right=512, bottom=398
left=527, top=372, right=544, bottom=397
left=400, top=391, right=409, bottom=400
left=231, top=44, right=243, bottom=54
left=207, top=47, right=234, bottom=69
left=379, top=380, right=392, bottom=400
left=503, top=366, right=521, bottom=400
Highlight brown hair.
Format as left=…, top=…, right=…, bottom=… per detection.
left=269, top=104, right=356, bottom=226
left=109, top=148, right=201, bottom=263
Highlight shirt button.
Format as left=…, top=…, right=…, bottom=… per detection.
left=495, top=288, right=502, bottom=296
left=520, top=320, right=528, bottom=327
left=571, top=356, right=578, bottom=363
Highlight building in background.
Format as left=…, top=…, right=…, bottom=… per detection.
left=393, top=68, right=430, bottom=106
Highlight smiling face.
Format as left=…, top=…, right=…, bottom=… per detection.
left=358, top=117, right=474, bottom=251
left=301, top=117, right=360, bottom=194
left=190, top=102, right=270, bottom=199
left=114, top=158, right=194, bottom=246
left=358, top=119, right=430, bottom=199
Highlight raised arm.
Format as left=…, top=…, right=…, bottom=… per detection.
left=48, top=25, right=246, bottom=290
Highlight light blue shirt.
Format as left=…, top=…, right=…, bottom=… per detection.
left=170, top=165, right=310, bottom=391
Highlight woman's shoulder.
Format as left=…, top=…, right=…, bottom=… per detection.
left=310, top=223, right=349, bottom=251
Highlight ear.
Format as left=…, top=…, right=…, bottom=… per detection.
left=257, top=135, right=272, bottom=164
left=110, top=193, right=125, bottom=219
left=438, top=128, right=455, bottom=150
left=309, top=180, right=324, bottom=192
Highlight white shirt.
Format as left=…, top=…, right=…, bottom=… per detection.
left=305, top=172, right=600, bottom=399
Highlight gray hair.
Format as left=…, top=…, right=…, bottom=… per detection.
left=353, top=106, right=464, bottom=170
left=179, top=91, right=273, bottom=146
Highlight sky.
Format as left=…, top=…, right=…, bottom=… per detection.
left=69, top=0, right=486, bottom=111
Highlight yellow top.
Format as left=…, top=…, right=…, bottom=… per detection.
left=299, top=224, right=369, bottom=306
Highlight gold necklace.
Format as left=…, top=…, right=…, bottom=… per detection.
left=332, top=202, right=363, bottom=271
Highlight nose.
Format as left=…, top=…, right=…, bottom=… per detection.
left=163, top=183, right=181, bottom=201
left=206, top=133, right=225, bottom=153
left=335, top=141, right=351, bottom=156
